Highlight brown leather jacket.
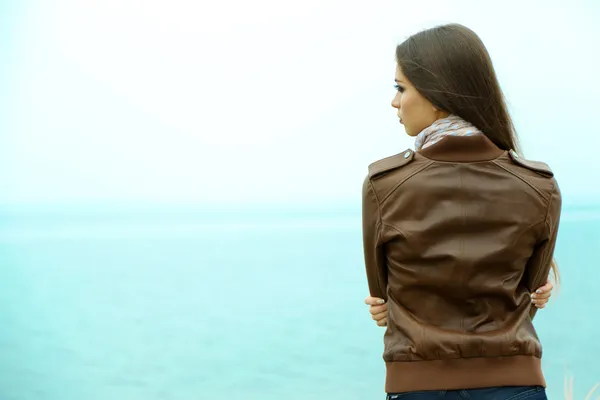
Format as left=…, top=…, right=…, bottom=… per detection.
left=362, top=134, right=561, bottom=393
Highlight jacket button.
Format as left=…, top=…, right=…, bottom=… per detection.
left=404, top=151, right=411, bottom=159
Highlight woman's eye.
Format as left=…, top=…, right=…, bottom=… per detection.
left=394, top=84, right=404, bottom=93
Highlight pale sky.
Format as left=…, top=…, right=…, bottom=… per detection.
left=1, top=0, right=599, bottom=206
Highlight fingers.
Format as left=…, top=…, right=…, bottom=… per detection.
left=531, top=291, right=551, bottom=308
left=371, top=311, right=387, bottom=321
left=530, top=279, right=554, bottom=308
left=535, top=280, right=554, bottom=294
left=369, top=304, right=387, bottom=315
left=369, top=303, right=388, bottom=322
left=532, top=299, right=549, bottom=308
left=533, top=291, right=551, bottom=300
left=365, top=296, right=388, bottom=327
left=365, top=296, right=386, bottom=306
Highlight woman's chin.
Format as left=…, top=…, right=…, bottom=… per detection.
left=404, top=128, right=417, bottom=137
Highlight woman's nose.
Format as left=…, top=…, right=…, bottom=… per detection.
left=391, top=93, right=400, bottom=109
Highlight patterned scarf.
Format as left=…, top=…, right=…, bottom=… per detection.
left=414, top=114, right=482, bottom=151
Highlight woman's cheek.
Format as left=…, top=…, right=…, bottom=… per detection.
left=400, top=95, right=410, bottom=116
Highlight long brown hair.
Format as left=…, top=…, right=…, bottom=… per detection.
left=396, top=23, right=559, bottom=285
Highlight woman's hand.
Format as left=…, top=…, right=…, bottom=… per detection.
left=365, top=296, right=388, bottom=327
left=531, top=280, right=554, bottom=309
left=365, top=280, right=554, bottom=327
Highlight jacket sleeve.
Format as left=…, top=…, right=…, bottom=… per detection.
left=526, top=181, right=562, bottom=319
left=362, top=177, right=388, bottom=301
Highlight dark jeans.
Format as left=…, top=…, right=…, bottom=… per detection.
left=387, top=386, right=546, bottom=400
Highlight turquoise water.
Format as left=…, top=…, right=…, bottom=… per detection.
left=0, top=206, right=598, bottom=400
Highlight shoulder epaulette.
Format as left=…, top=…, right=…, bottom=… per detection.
left=508, top=150, right=553, bottom=177
left=368, top=149, right=415, bottom=179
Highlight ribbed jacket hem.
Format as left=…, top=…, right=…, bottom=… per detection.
left=385, top=355, right=545, bottom=393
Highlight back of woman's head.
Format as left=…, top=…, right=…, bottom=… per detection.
left=396, top=23, right=519, bottom=152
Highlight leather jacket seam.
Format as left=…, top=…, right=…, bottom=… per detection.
left=368, top=180, right=384, bottom=236
left=368, top=179, right=386, bottom=295
left=387, top=353, right=541, bottom=362
left=543, top=182, right=557, bottom=229
left=491, top=161, right=548, bottom=200
left=380, top=161, right=435, bottom=204
left=382, top=223, right=404, bottom=237
left=506, top=219, right=545, bottom=250
left=530, top=182, right=556, bottom=287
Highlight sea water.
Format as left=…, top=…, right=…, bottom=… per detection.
left=0, top=205, right=598, bottom=400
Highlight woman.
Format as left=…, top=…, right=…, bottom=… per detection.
left=361, top=24, right=561, bottom=400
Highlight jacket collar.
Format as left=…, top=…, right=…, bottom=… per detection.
left=417, top=134, right=505, bottom=162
